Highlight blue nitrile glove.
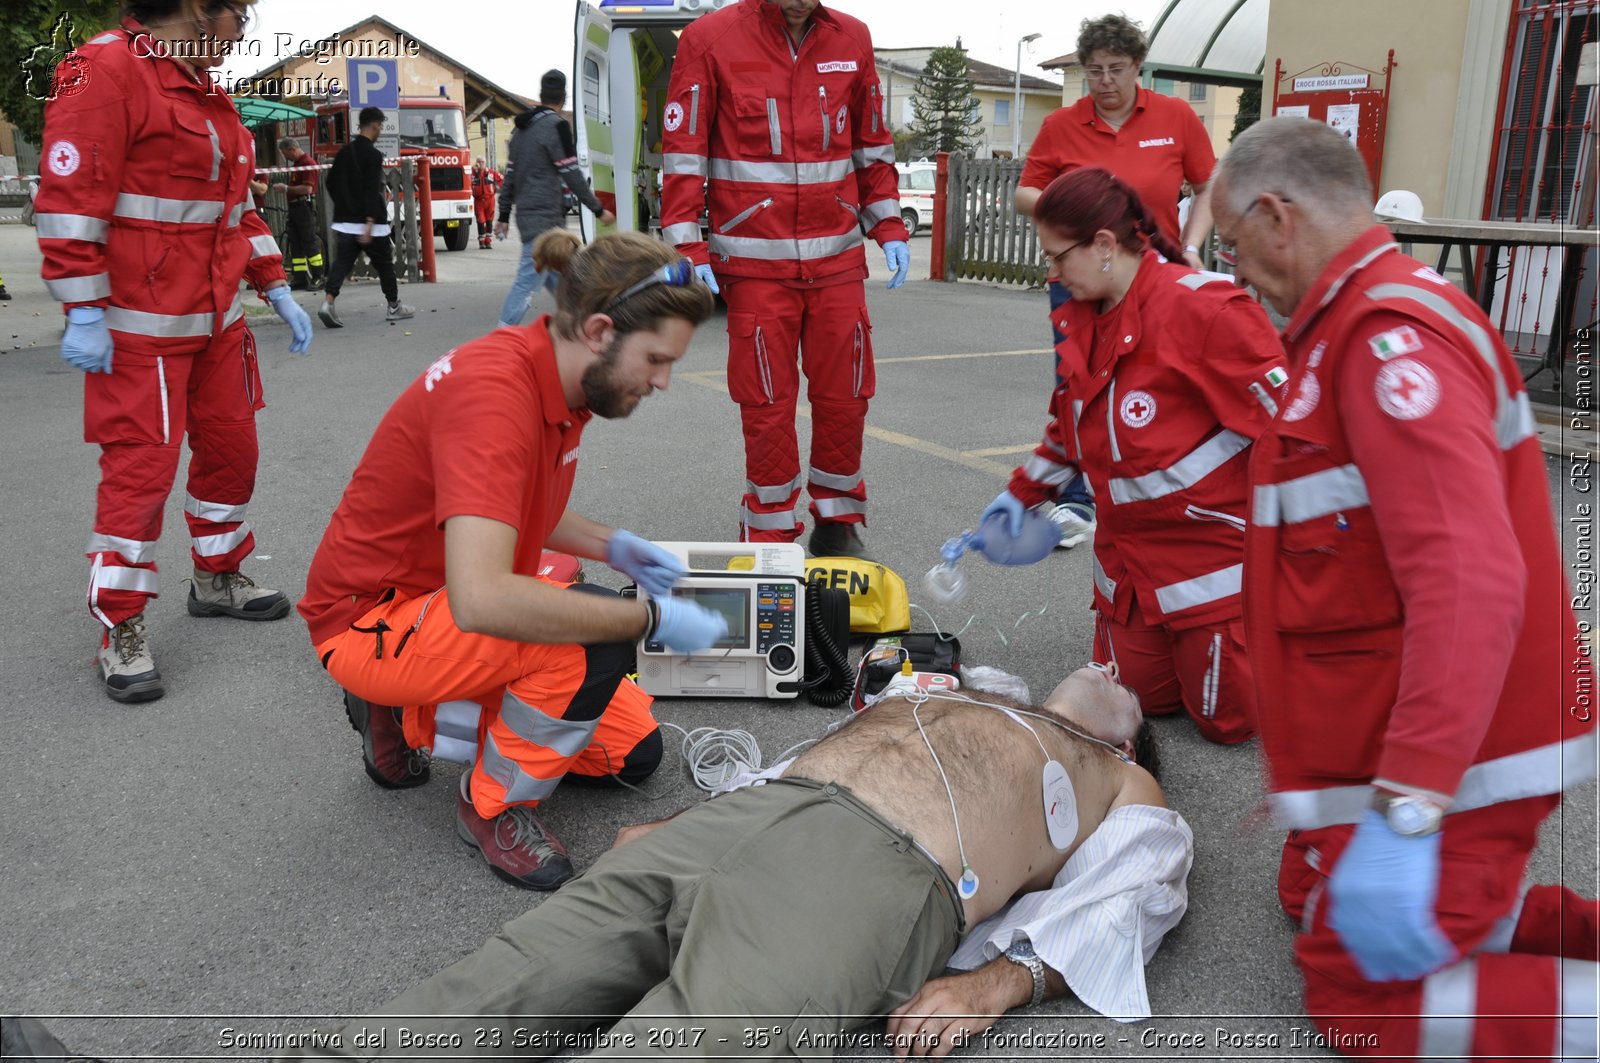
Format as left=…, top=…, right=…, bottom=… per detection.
left=980, top=489, right=1028, bottom=539
left=1327, top=809, right=1457, bottom=981
left=694, top=263, right=720, bottom=295
left=884, top=240, right=910, bottom=290
left=650, top=596, right=729, bottom=653
left=265, top=285, right=313, bottom=355
left=62, top=306, right=113, bottom=374
left=607, top=530, right=687, bottom=598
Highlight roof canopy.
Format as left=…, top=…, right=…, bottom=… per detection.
left=232, top=97, right=316, bottom=129
left=1145, top=0, right=1268, bottom=85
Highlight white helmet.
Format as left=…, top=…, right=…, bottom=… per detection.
left=1374, top=189, right=1425, bottom=224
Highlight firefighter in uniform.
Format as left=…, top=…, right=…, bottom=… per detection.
left=1216, top=117, right=1597, bottom=1059
left=660, top=0, right=910, bottom=559
left=273, top=136, right=325, bottom=288
left=471, top=157, right=500, bottom=249
left=988, top=168, right=1286, bottom=745
left=300, top=230, right=726, bottom=890
left=35, top=0, right=313, bottom=704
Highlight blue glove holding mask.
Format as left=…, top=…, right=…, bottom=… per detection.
left=62, top=306, right=114, bottom=373
left=694, top=263, right=720, bottom=295
left=980, top=489, right=1028, bottom=538
left=884, top=240, right=910, bottom=290
left=1327, top=808, right=1458, bottom=981
left=607, top=530, right=687, bottom=598
left=648, top=595, right=729, bottom=653
left=265, top=285, right=313, bottom=354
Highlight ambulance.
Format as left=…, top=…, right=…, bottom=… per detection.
left=571, top=0, right=740, bottom=239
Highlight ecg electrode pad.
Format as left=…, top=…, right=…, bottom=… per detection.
left=1042, top=759, right=1079, bottom=850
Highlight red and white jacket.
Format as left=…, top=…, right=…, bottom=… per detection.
left=1010, top=255, right=1288, bottom=629
left=35, top=21, right=285, bottom=350
left=659, top=0, right=906, bottom=282
left=1245, top=226, right=1596, bottom=829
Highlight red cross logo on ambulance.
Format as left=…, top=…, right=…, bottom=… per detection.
left=1119, top=389, right=1156, bottom=428
left=47, top=140, right=80, bottom=176
left=1374, top=358, right=1440, bottom=420
left=663, top=101, right=685, bottom=133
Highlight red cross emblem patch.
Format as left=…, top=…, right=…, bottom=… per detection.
left=1119, top=389, right=1157, bottom=428
left=1374, top=358, right=1440, bottom=420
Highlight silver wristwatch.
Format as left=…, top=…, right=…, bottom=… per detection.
left=1372, top=791, right=1444, bottom=837
left=1003, top=940, right=1046, bottom=1008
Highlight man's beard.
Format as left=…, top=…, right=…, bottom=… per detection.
left=580, top=336, right=638, bottom=419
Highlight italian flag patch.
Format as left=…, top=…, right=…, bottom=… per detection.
left=1264, top=366, right=1288, bottom=387
left=1369, top=325, right=1423, bottom=360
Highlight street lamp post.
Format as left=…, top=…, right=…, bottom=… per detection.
left=1012, top=32, right=1041, bottom=159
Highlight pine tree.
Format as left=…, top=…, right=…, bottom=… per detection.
left=908, top=44, right=982, bottom=156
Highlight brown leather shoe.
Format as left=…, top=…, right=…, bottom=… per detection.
left=455, top=777, right=574, bottom=890
left=343, top=691, right=430, bottom=789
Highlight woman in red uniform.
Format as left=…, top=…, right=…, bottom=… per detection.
left=470, top=157, right=500, bottom=249
left=35, top=0, right=313, bottom=703
left=980, top=168, right=1287, bottom=744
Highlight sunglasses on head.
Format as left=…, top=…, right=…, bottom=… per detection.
left=603, top=258, right=697, bottom=317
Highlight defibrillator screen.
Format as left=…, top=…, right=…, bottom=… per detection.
left=676, top=587, right=750, bottom=650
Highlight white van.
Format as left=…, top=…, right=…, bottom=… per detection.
left=896, top=160, right=937, bottom=238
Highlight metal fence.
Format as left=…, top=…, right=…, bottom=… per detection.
left=942, top=156, right=1047, bottom=288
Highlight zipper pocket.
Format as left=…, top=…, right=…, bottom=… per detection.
left=145, top=247, right=171, bottom=305
left=156, top=355, right=170, bottom=445
left=833, top=194, right=861, bottom=226
left=1184, top=504, right=1246, bottom=533
left=720, top=197, right=773, bottom=233
left=869, top=83, right=880, bottom=134
left=851, top=318, right=866, bottom=396
left=818, top=86, right=830, bottom=152
left=689, top=83, right=701, bottom=136
left=754, top=325, right=774, bottom=402
left=766, top=97, right=782, bottom=155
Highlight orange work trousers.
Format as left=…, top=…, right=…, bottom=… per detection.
left=317, top=582, right=658, bottom=819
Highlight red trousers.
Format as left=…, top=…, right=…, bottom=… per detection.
left=84, top=321, right=265, bottom=628
left=1092, top=595, right=1256, bottom=744
left=1279, top=796, right=1598, bottom=1061
left=316, top=582, right=659, bottom=819
left=722, top=277, right=874, bottom=542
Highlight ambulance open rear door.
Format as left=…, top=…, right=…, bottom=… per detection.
left=573, top=2, right=616, bottom=240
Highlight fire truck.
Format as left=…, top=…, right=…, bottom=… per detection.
left=311, top=96, right=476, bottom=251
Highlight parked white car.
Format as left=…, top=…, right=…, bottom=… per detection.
left=896, top=160, right=937, bottom=237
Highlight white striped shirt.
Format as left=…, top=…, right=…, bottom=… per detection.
left=948, top=804, right=1193, bottom=1022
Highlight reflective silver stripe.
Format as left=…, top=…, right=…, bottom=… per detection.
left=1247, top=381, right=1280, bottom=417
left=88, top=32, right=120, bottom=44
left=814, top=496, right=867, bottom=519
left=766, top=98, right=782, bottom=155
left=1092, top=553, right=1117, bottom=601
left=1559, top=961, right=1599, bottom=1059
left=185, top=495, right=248, bottom=523
left=709, top=158, right=852, bottom=184
left=1105, top=379, right=1122, bottom=463
left=249, top=234, right=281, bottom=258
left=106, top=306, right=210, bottom=338
left=1363, top=282, right=1536, bottom=451
left=114, top=192, right=225, bottom=224
left=808, top=466, right=861, bottom=493
left=1176, top=272, right=1231, bottom=290
left=86, top=533, right=157, bottom=564
left=93, top=565, right=158, bottom=594
left=743, top=505, right=797, bottom=532
left=192, top=523, right=251, bottom=557
left=1153, top=563, right=1242, bottom=614
left=498, top=690, right=600, bottom=756
left=709, top=230, right=862, bottom=262
left=45, top=273, right=111, bottom=302
left=1072, top=399, right=1085, bottom=458
left=1252, top=464, right=1369, bottom=527
left=222, top=294, right=244, bottom=329
left=1203, top=631, right=1222, bottom=718
left=860, top=198, right=899, bottom=227
left=749, top=475, right=803, bottom=504
left=689, top=84, right=700, bottom=136
left=203, top=118, right=221, bottom=182
left=431, top=700, right=482, bottom=765
left=157, top=356, right=169, bottom=444
left=852, top=144, right=897, bottom=168
left=1269, top=730, right=1600, bottom=829
left=1418, top=961, right=1476, bottom=1061
left=479, top=732, right=561, bottom=804
left=663, top=153, right=708, bottom=177
left=227, top=202, right=245, bottom=227
left=1108, top=429, right=1250, bottom=505
left=35, top=213, right=109, bottom=242
left=1023, top=452, right=1075, bottom=487
left=661, top=223, right=702, bottom=245
left=1185, top=504, right=1246, bottom=533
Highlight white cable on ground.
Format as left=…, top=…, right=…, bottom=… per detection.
left=659, top=721, right=765, bottom=791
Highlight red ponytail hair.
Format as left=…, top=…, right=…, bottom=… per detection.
left=1033, top=167, right=1185, bottom=263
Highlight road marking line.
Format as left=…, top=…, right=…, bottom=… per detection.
left=964, top=444, right=1041, bottom=458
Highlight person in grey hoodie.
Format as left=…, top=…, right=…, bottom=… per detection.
left=493, top=70, right=615, bottom=328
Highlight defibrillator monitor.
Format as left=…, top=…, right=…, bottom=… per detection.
left=634, top=542, right=808, bottom=700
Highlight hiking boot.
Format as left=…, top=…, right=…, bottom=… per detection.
left=456, top=777, right=573, bottom=890
left=386, top=300, right=415, bottom=321
left=96, top=614, right=163, bottom=703
left=1049, top=502, right=1096, bottom=550
left=807, top=520, right=872, bottom=561
left=0, top=285, right=12, bottom=301
left=186, top=570, right=291, bottom=621
left=343, top=691, right=431, bottom=789
left=317, top=300, right=343, bottom=328
left=1, top=1016, right=109, bottom=1062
